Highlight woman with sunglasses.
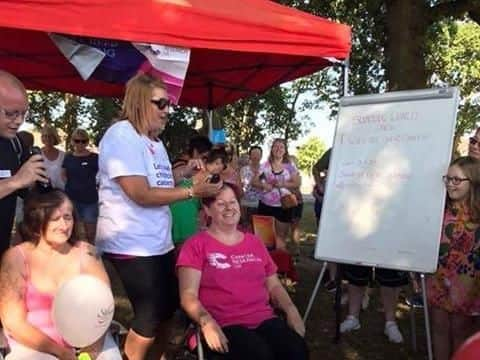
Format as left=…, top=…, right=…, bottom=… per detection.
left=96, top=73, right=221, bottom=360
left=427, top=156, right=480, bottom=360
left=468, top=127, right=480, bottom=159
left=62, top=128, right=98, bottom=244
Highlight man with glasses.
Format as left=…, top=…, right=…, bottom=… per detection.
left=0, top=70, right=48, bottom=252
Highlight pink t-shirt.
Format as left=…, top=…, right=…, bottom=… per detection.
left=177, top=231, right=277, bottom=328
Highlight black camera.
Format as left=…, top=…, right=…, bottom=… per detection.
left=209, top=174, right=221, bottom=184
left=28, top=146, right=53, bottom=193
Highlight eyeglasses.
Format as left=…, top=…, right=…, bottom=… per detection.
left=73, top=139, right=88, bottom=144
left=151, top=98, right=171, bottom=111
left=469, top=137, right=480, bottom=146
left=442, top=175, right=470, bottom=185
left=0, top=108, right=29, bottom=121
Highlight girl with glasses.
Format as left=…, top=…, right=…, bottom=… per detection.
left=62, top=128, right=98, bottom=244
left=427, top=156, right=480, bottom=360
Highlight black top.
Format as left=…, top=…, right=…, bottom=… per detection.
left=63, top=153, right=99, bottom=203
left=0, top=136, right=25, bottom=253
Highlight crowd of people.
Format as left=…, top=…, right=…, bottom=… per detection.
left=1, top=65, right=480, bottom=360
left=0, top=70, right=307, bottom=360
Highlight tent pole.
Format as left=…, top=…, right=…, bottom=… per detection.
left=208, top=109, right=213, bottom=140
left=343, top=57, right=350, bottom=96
left=207, top=83, right=213, bottom=141
left=332, top=57, right=349, bottom=342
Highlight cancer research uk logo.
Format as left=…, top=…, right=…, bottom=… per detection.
left=207, top=252, right=263, bottom=270
left=207, top=253, right=231, bottom=269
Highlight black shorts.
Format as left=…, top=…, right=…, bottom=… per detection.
left=291, top=203, right=304, bottom=222
left=257, top=201, right=292, bottom=223
left=106, top=251, right=179, bottom=337
left=343, top=264, right=409, bottom=288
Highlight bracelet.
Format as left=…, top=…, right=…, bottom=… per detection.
left=185, top=187, right=194, bottom=199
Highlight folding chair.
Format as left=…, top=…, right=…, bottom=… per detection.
left=110, top=320, right=128, bottom=348
left=251, top=215, right=276, bottom=250
left=179, top=323, right=205, bottom=360
left=251, top=215, right=299, bottom=285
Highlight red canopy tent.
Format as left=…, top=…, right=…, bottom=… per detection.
left=0, top=0, right=351, bottom=108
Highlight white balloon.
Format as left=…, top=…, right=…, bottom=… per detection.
left=52, top=275, right=115, bottom=348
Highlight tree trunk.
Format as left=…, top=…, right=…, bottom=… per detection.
left=384, top=0, right=429, bottom=90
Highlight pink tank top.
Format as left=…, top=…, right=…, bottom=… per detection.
left=7, top=247, right=77, bottom=347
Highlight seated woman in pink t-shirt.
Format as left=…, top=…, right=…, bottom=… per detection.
left=177, top=183, right=308, bottom=360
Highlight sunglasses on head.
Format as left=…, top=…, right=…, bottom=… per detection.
left=73, top=139, right=88, bottom=144
left=469, top=137, right=480, bottom=146
left=151, top=98, right=171, bottom=111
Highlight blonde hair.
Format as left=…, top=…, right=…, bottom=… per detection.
left=120, top=73, right=166, bottom=135
left=71, top=128, right=89, bottom=142
left=41, top=125, right=61, bottom=145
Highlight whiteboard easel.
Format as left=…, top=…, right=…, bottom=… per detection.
left=304, top=87, right=459, bottom=360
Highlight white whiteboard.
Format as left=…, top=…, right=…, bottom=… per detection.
left=314, top=88, right=459, bottom=273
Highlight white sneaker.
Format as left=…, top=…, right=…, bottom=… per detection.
left=384, top=321, right=404, bottom=343
left=340, top=315, right=360, bottom=333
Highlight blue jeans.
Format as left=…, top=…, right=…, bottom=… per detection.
left=73, top=201, right=98, bottom=223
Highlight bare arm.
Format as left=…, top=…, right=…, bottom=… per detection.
left=266, top=274, right=305, bottom=337
left=116, top=175, right=221, bottom=207
left=0, top=248, right=74, bottom=359
left=61, top=168, right=67, bottom=183
left=77, top=243, right=111, bottom=357
left=178, top=267, right=229, bottom=353
left=251, top=172, right=273, bottom=192
left=281, top=172, right=301, bottom=190
left=172, top=159, right=205, bottom=184
left=79, top=242, right=110, bottom=285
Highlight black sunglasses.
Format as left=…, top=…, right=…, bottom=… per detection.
left=469, top=137, right=480, bottom=146
left=73, top=139, right=88, bottom=144
left=151, top=98, right=171, bottom=110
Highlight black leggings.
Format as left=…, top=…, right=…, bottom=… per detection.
left=205, top=317, right=308, bottom=360
left=106, top=251, right=178, bottom=337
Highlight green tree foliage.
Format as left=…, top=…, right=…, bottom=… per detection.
left=296, top=136, right=327, bottom=174
left=161, top=106, right=204, bottom=159
left=426, top=20, right=480, bottom=144
left=28, top=91, right=90, bottom=149
left=88, top=97, right=121, bottom=145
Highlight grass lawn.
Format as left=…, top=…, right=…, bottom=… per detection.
left=106, top=203, right=429, bottom=359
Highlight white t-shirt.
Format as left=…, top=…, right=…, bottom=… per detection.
left=96, top=120, right=175, bottom=256
left=42, top=149, right=65, bottom=190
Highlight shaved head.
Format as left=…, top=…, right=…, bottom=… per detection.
left=0, top=70, right=26, bottom=97
left=0, top=71, right=28, bottom=139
